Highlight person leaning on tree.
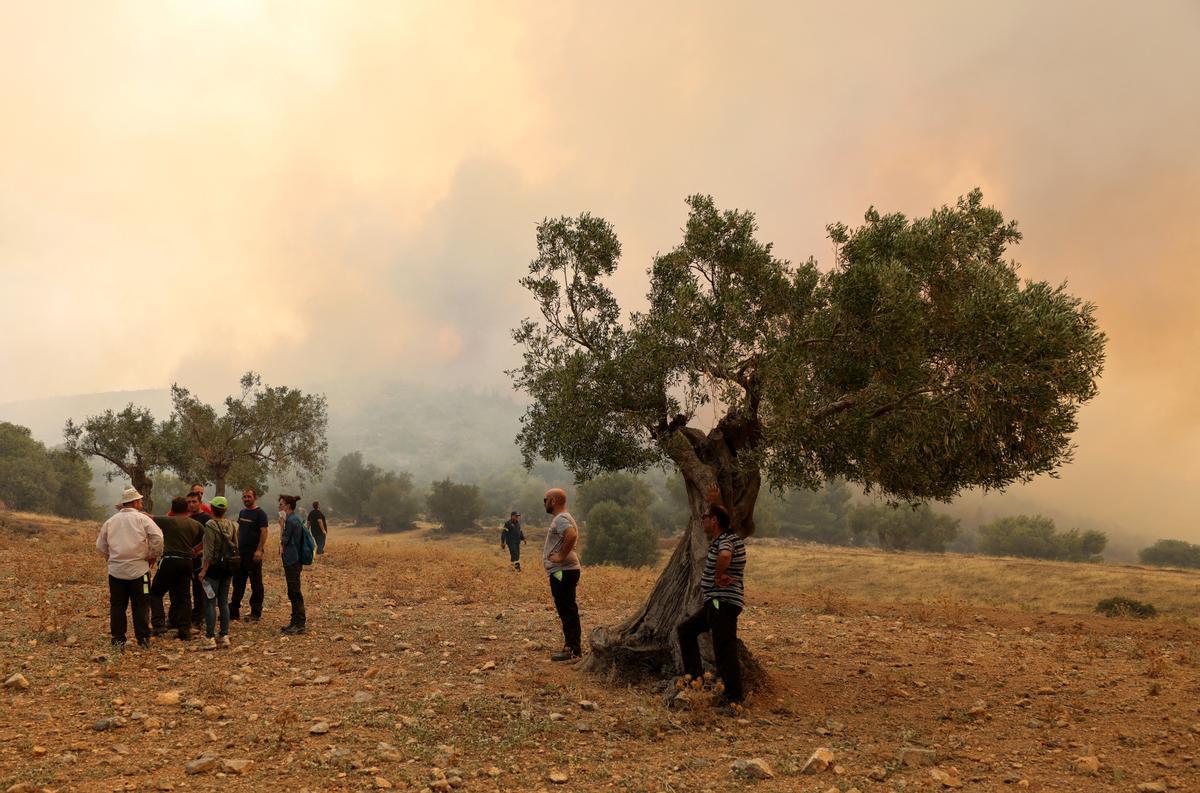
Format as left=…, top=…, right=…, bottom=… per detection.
left=95, top=486, right=164, bottom=650
left=675, top=492, right=747, bottom=713
left=542, top=488, right=582, bottom=661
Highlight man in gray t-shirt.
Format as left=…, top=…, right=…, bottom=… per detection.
left=542, top=488, right=582, bottom=661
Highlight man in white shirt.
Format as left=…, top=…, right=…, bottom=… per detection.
left=96, top=487, right=164, bottom=649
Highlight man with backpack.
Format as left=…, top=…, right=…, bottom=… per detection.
left=197, top=496, right=239, bottom=649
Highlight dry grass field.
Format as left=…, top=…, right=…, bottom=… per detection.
left=3, top=509, right=1200, bottom=793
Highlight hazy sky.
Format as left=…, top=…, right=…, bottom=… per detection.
left=1, top=2, right=1197, bottom=538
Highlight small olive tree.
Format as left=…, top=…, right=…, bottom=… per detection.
left=511, top=190, right=1106, bottom=680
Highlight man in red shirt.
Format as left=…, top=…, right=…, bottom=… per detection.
left=189, top=483, right=214, bottom=516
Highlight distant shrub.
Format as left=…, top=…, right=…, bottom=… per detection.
left=1095, top=596, right=1157, bottom=619
left=977, top=515, right=1106, bottom=562
left=848, top=503, right=959, bottom=552
left=366, top=473, right=421, bottom=532
left=427, top=478, right=483, bottom=533
left=1138, top=539, right=1200, bottom=569
left=583, top=500, right=658, bottom=568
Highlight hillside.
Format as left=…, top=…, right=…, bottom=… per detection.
left=3, top=511, right=1200, bottom=792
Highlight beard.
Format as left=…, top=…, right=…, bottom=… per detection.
left=545, top=503, right=554, bottom=514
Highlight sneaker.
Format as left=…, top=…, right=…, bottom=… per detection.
left=176, top=631, right=191, bottom=641
left=280, top=624, right=294, bottom=634
left=136, top=639, right=151, bottom=649
left=218, top=636, right=231, bottom=648
left=245, top=615, right=260, bottom=624
left=283, top=625, right=306, bottom=635
left=202, top=637, right=217, bottom=650
left=550, top=648, right=581, bottom=662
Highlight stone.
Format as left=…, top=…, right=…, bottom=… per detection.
left=6, top=784, right=36, bottom=793
left=867, top=766, right=888, bottom=781
left=313, top=675, right=332, bottom=685
left=310, top=721, right=331, bottom=735
left=374, top=777, right=392, bottom=789
left=143, top=716, right=163, bottom=730
left=481, top=660, right=495, bottom=670
left=930, top=767, right=962, bottom=788
left=897, top=746, right=937, bottom=767
left=93, top=718, right=116, bottom=732
left=202, top=705, right=220, bottom=719
left=1136, top=784, right=1167, bottom=793
left=185, top=756, right=219, bottom=774
left=547, top=771, right=569, bottom=784
left=731, top=758, right=775, bottom=780
left=353, top=691, right=373, bottom=704
left=485, top=767, right=501, bottom=777
left=1074, top=756, right=1101, bottom=774
left=801, top=748, right=835, bottom=775
left=31, top=746, right=47, bottom=757
left=549, top=712, right=565, bottom=721
left=579, top=700, right=596, bottom=711
left=221, top=759, right=253, bottom=774
left=3, top=673, right=30, bottom=690
left=155, top=691, right=181, bottom=706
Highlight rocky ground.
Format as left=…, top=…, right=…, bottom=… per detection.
left=2, top=511, right=1199, bottom=792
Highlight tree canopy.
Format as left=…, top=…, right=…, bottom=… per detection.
left=512, top=190, right=1106, bottom=529
left=63, top=404, right=184, bottom=512
left=170, top=372, right=328, bottom=497
left=2, top=422, right=97, bottom=519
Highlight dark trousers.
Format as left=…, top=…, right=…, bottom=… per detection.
left=506, top=542, right=521, bottom=568
left=314, top=530, right=327, bottom=554
left=230, top=555, right=264, bottom=618
left=149, top=557, right=193, bottom=637
left=677, top=599, right=744, bottom=703
left=548, top=569, right=581, bottom=654
left=190, top=560, right=205, bottom=627
left=284, top=563, right=306, bottom=627
left=108, top=573, right=151, bottom=645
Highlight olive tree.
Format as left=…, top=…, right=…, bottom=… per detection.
left=511, top=190, right=1106, bottom=680
left=63, top=405, right=185, bottom=512
left=170, top=372, right=328, bottom=497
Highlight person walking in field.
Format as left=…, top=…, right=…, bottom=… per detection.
left=278, top=494, right=309, bottom=634
left=230, top=488, right=269, bottom=622
left=675, top=498, right=747, bottom=712
left=308, top=500, right=328, bottom=555
left=96, top=487, right=163, bottom=650
left=501, top=511, right=526, bottom=571
left=198, top=497, right=239, bottom=649
left=149, top=496, right=202, bottom=640
left=542, top=488, right=582, bottom=661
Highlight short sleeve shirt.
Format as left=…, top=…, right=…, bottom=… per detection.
left=237, top=507, right=270, bottom=554
left=543, top=511, right=581, bottom=573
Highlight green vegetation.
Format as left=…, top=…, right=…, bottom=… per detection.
left=756, top=480, right=853, bottom=544
left=582, top=500, right=658, bottom=568
left=977, top=515, right=1106, bottom=562
left=170, top=372, right=328, bottom=497
left=427, top=478, right=483, bottom=533
left=848, top=503, right=960, bottom=552
left=1095, top=596, right=1157, bottom=619
left=0, top=422, right=97, bottom=519
left=1138, top=539, right=1200, bottom=569
left=366, top=471, right=422, bottom=532
left=63, top=404, right=182, bottom=513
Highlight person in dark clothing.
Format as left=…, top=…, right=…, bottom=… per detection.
left=676, top=500, right=748, bottom=711
left=150, top=497, right=203, bottom=640
left=182, top=492, right=209, bottom=631
left=279, top=494, right=307, bottom=634
left=308, top=501, right=328, bottom=555
left=500, top=511, right=526, bottom=571
left=542, top=489, right=582, bottom=662
left=231, top=488, right=269, bottom=622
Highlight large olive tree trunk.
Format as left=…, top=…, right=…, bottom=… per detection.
left=582, top=420, right=765, bottom=688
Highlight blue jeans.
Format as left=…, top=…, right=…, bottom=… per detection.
left=204, top=575, right=231, bottom=638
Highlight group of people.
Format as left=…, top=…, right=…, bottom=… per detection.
left=97, top=480, right=749, bottom=712
left=95, top=484, right=326, bottom=650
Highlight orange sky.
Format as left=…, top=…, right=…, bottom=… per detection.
left=1, top=1, right=1197, bottom=540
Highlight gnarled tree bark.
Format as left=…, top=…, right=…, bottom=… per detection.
left=581, top=415, right=766, bottom=689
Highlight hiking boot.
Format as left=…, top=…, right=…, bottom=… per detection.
left=218, top=635, right=231, bottom=649
left=283, top=625, right=306, bottom=635
left=202, top=637, right=217, bottom=650
left=550, top=648, right=581, bottom=662
left=136, top=639, right=151, bottom=649
left=244, top=614, right=260, bottom=624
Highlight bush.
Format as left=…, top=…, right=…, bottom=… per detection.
left=427, top=478, right=483, bottom=533
left=577, top=473, right=654, bottom=518
left=366, top=473, right=421, bottom=532
left=0, top=422, right=98, bottom=519
left=977, top=515, right=1106, bottom=562
left=583, top=500, right=658, bottom=568
left=1138, top=539, right=1200, bottom=569
left=1095, top=596, right=1157, bottom=619
left=848, top=503, right=959, bottom=552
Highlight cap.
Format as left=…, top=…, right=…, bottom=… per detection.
left=210, top=496, right=229, bottom=509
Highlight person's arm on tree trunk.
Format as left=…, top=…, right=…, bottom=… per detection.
left=704, top=482, right=725, bottom=509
